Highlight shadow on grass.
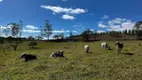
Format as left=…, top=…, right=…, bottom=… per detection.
left=125, top=50, right=129, bottom=51
left=108, top=49, right=113, bottom=51
left=29, top=47, right=40, bottom=50
left=88, top=52, right=94, bottom=54
left=122, top=52, right=134, bottom=56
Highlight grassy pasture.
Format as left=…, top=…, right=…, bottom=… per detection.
left=0, top=41, right=142, bottom=80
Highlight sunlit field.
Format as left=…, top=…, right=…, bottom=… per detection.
left=0, top=41, right=142, bottom=80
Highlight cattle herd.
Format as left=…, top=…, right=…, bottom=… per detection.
left=20, top=42, right=124, bottom=62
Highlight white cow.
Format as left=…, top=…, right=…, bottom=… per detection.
left=84, top=45, right=89, bottom=53
left=101, top=42, right=110, bottom=49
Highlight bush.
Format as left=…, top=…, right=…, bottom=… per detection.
left=0, top=39, right=4, bottom=44
left=28, top=42, right=38, bottom=49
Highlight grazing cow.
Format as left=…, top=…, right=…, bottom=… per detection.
left=101, top=42, right=110, bottom=50
left=50, top=52, right=58, bottom=58
left=115, top=42, right=123, bottom=54
left=20, top=53, right=37, bottom=62
left=50, top=50, right=64, bottom=58
left=84, top=45, right=89, bottom=53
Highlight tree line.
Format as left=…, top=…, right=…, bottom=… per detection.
left=67, top=21, right=142, bottom=41
left=0, top=20, right=142, bottom=51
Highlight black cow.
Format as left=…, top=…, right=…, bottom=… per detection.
left=115, top=42, right=123, bottom=54
left=20, top=53, right=37, bottom=61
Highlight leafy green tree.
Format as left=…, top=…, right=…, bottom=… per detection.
left=28, top=36, right=35, bottom=41
left=131, top=29, right=136, bottom=37
left=36, top=35, right=43, bottom=40
left=128, top=30, right=131, bottom=35
left=69, top=31, right=73, bottom=41
left=134, top=21, right=142, bottom=39
left=93, top=30, right=97, bottom=40
left=123, top=29, right=128, bottom=35
left=4, top=20, right=23, bottom=51
left=59, top=33, right=64, bottom=40
left=7, top=36, right=13, bottom=43
left=41, top=20, right=52, bottom=41
left=81, top=29, right=93, bottom=41
left=53, top=34, right=60, bottom=40
left=28, top=41, right=37, bottom=49
left=3, top=27, right=10, bottom=36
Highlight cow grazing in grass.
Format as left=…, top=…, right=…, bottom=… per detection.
left=115, top=42, right=123, bottom=54
left=50, top=50, right=64, bottom=58
left=20, top=53, right=37, bottom=62
left=84, top=45, right=89, bottom=53
left=101, top=42, right=110, bottom=50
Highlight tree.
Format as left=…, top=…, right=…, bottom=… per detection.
left=3, top=27, right=10, bottom=36
left=28, top=41, right=37, bottom=49
left=123, top=29, right=128, bottom=35
left=128, top=30, right=131, bottom=35
left=69, top=31, right=73, bottom=41
left=7, top=36, right=13, bottom=43
left=35, top=26, right=43, bottom=41
left=4, top=20, right=23, bottom=51
left=59, top=33, right=64, bottom=40
left=36, top=35, right=43, bottom=40
left=53, top=34, right=60, bottom=40
left=93, top=30, right=97, bottom=40
left=28, top=36, right=35, bottom=41
left=81, top=29, right=93, bottom=41
left=131, top=29, right=136, bottom=37
left=134, top=21, right=142, bottom=39
left=41, top=20, right=52, bottom=41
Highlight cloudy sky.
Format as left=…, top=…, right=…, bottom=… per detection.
left=0, top=0, right=141, bottom=38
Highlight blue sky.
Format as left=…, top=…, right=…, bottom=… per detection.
left=0, top=0, right=142, bottom=39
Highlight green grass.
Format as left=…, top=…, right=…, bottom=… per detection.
left=0, top=41, right=142, bottom=80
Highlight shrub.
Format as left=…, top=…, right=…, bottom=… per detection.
left=28, top=41, right=38, bottom=49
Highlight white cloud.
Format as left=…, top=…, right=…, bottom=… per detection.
left=97, top=30, right=105, bottom=33
left=102, top=15, right=109, bottom=19
left=98, top=17, right=135, bottom=31
left=52, top=30, right=69, bottom=33
left=89, top=13, right=93, bottom=16
left=23, top=29, right=40, bottom=33
left=53, top=12, right=56, bottom=15
left=52, top=30, right=77, bottom=34
left=72, top=30, right=77, bottom=33
left=121, top=21, right=135, bottom=30
left=52, top=30, right=66, bottom=33
left=71, top=8, right=86, bottom=14
left=108, top=18, right=135, bottom=31
left=98, top=21, right=108, bottom=28
left=25, top=25, right=38, bottom=29
left=0, top=25, right=6, bottom=29
left=40, top=5, right=86, bottom=14
left=0, top=0, right=3, bottom=2
left=73, top=23, right=86, bottom=32
left=0, top=25, right=12, bottom=30
left=40, top=5, right=87, bottom=20
left=61, top=14, right=76, bottom=20
left=61, top=0, right=68, bottom=2
left=22, top=29, right=76, bottom=34
left=108, top=18, right=127, bottom=25
left=110, top=25, right=121, bottom=29
left=90, top=29, right=94, bottom=31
